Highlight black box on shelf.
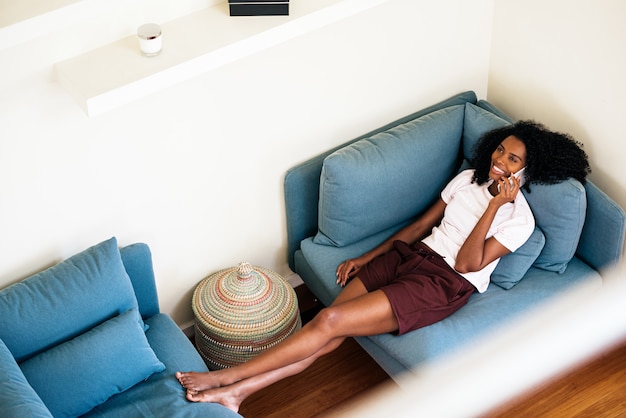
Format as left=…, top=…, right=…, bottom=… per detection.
left=228, top=0, right=289, bottom=16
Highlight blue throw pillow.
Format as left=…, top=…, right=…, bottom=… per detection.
left=0, top=237, right=141, bottom=362
left=0, top=338, right=53, bottom=418
left=490, top=227, right=546, bottom=289
left=523, top=180, right=587, bottom=273
left=20, top=308, right=165, bottom=418
left=315, top=105, right=465, bottom=247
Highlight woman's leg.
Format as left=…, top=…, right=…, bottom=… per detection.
left=179, top=279, right=371, bottom=394
left=177, top=278, right=398, bottom=399
left=184, top=335, right=344, bottom=410
left=179, top=282, right=373, bottom=410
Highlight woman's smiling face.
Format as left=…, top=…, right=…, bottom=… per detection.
left=490, top=135, right=527, bottom=181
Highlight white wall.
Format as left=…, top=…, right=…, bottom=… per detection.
left=488, top=0, right=626, bottom=211
left=0, top=0, right=493, bottom=325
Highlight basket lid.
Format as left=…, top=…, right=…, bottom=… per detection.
left=192, top=262, right=301, bottom=369
left=193, top=262, right=298, bottom=332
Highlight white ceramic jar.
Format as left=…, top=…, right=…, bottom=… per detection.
left=137, top=23, right=162, bottom=57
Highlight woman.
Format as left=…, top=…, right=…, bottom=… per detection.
left=176, top=120, right=590, bottom=412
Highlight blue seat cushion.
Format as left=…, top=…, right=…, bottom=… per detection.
left=20, top=308, right=165, bottom=418
left=301, top=229, right=402, bottom=305
left=363, top=259, right=601, bottom=372
left=314, top=105, right=465, bottom=247
left=0, top=237, right=140, bottom=362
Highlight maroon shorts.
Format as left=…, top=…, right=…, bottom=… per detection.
left=358, top=240, right=476, bottom=335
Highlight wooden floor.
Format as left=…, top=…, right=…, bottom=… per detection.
left=237, top=337, right=626, bottom=418
left=238, top=337, right=391, bottom=417
left=483, top=339, right=626, bottom=417
left=193, top=285, right=626, bottom=417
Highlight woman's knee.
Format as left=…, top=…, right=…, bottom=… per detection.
left=309, top=306, right=342, bottom=334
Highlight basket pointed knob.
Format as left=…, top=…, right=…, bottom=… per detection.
left=236, top=262, right=253, bottom=279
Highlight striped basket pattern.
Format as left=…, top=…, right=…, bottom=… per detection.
left=192, top=262, right=301, bottom=370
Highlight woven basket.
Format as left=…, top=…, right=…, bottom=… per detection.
left=192, top=262, right=301, bottom=370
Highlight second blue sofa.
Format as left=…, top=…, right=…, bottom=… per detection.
left=0, top=237, right=240, bottom=418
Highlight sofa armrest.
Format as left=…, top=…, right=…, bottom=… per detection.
left=285, top=151, right=341, bottom=271
left=0, top=339, right=53, bottom=418
left=576, top=181, right=626, bottom=271
left=120, top=243, right=160, bottom=319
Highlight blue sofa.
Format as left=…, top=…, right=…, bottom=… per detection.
left=0, top=237, right=240, bottom=418
left=284, top=91, right=626, bottom=381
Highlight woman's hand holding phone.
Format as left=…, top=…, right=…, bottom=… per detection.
left=496, top=167, right=525, bottom=203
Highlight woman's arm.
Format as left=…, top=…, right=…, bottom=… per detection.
left=336, top=198, right=447, bottom=286
left=455, top=175, right=520, bottom=273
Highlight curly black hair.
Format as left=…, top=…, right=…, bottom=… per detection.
left=471, top=120, right=591, bottom=191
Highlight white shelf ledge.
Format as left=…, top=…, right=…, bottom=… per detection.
left=54, top=0, right=392, bottom=117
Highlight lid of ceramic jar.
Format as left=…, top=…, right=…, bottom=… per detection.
left=137, top=23, right=161, bottom=40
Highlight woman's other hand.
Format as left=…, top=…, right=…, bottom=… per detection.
left=336, top=257, right=366, bottom=287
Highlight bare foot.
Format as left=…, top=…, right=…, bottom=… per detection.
left=186, top=387, right=243, bottom=413
left=176, top=371, right=224, bottom=392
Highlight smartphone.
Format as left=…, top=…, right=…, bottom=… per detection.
left=498, top=167, right=526, bottom=192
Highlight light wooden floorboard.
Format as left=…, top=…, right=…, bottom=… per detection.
left=483, top=339, right=626, bottom=417
left=238, top=337, right=392, bottom=417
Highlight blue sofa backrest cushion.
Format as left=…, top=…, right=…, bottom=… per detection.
left=284, top=91, right=479, bottom=270
left=462, top=102, right=512, bottom=162
left=0, top=237, right=140, bottom=362
left=314, top=105, right=465, bottom=247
